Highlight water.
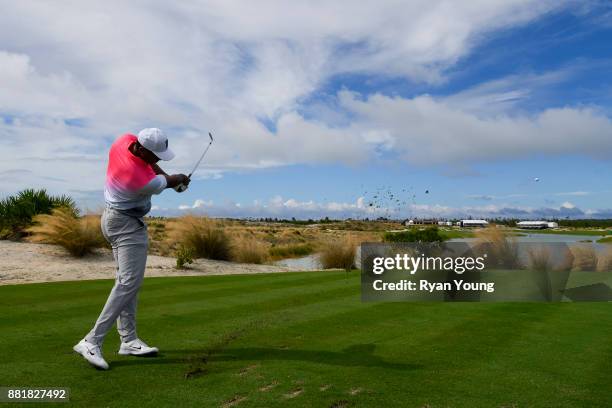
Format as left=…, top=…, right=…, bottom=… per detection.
left=274, top=254, right=321, bottom=270
left=449, top=233, right=606, bottom=244
left=275, top=233, right=608, bottom=270
left=274, top=247, right=364, bottom=270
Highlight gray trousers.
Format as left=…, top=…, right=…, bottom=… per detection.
left=85, top=207, right=148, bottom=346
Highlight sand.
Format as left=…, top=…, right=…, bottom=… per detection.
left=0, top=240, right=307, bottom=286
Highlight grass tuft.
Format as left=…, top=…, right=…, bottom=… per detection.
left=527, top=246, right=552, bottom=271
left=597, top=247, right=612, bottom=272
left=26, top=208, right=105, bottom=257
left=320, top=237, right=357, bottom=271
left=475, top=226, right=521, bottom=269
left=232, top=236, right=269, bottom=264
left=570, top=245, right=598, bottom=271
left=269, top=243, right=314, bottom=259
left=167, top=215, right=232, bottom=261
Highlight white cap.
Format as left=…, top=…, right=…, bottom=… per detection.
left=137, top=128, right=175, bottom=161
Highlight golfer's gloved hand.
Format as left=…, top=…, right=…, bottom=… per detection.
left=178, top=174, right=190, bottom=186
left=167, top=174, right=191, bottom=190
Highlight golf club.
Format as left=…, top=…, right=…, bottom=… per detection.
left=174, top=132, right=214, bottom=192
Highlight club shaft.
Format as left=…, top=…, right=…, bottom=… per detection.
left=188, top=134, right=214, bottom=177
left=189, top=143, right=212, bottom=176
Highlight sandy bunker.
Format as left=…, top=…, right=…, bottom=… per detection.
left=0, top=240, right=314, bottom=286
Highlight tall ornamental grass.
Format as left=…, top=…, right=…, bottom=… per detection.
left=26, top=208, right=105, bottom=257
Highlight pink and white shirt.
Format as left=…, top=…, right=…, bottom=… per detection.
left=104, top=134, right=167, bottom=214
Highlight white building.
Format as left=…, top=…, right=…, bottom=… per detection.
left=460, top=220, right=489, bottom=228
left=517, top=221, right=558, bottom=230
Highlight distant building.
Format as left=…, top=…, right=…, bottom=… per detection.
left=404, top=219, right=437, bottom=226
left=517, top=221, right=558, bottom=229
left=460, top=220, right=489, bottom=228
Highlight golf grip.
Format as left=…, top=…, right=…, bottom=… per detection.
left=174, top=183, right=188, bottom=192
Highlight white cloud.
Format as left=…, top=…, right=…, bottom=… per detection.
left=338, top=91, right=612, bottom=165
left=178, top=199, right=214, bottom=210
left=561, top=201, right=576, bottom=209
left=4, top=0, right=610, bottom=213
left=156, top=195, right=596, bottom=219
left=554, top=191, right=590, bottom=196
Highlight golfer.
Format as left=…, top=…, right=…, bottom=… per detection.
left=74, top=128, right=189, bottom=370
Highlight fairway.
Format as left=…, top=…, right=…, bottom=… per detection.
left=1, top=272, right=612, bottom=407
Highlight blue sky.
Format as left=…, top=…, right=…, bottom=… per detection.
left=1, top=1, right=611, bottom=219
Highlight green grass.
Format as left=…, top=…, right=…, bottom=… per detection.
left=438, top=228, right=475, bottom=239
left=269, top=243, right=314, bottom=259
left=2, top=273, right=612, bottom=407
left=597, top=236, right=612, bottom=244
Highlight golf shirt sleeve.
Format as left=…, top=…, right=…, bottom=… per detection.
left=137, top=175, right=167, bottom=195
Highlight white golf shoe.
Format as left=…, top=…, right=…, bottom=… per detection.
left=73, top=339, right=109, bottom=370
left=118, top=338, right=159, bottom=356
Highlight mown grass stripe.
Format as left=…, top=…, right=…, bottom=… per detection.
left=0, top=273, right=354, bottom=322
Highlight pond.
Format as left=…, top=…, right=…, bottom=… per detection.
left=274, top=233, right=609, bottom=270
left=449, top=233, right=607, bottom=244
left=274, top=247, right=366, bottom=270
left=274, top=254, right=321, bottom=270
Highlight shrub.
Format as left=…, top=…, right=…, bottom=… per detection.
left=320, top=238, right=357, bottom=271
left=528, top=246, right=552, bottom=271
left=475, top=226, right=520, bottom=269
left=0, top=189, right=78, bottom=240
left=383, top=227, right=446, bottom=243
left=269, top=243, right=314, bottom=259
left=167, top=215, right=232, bottom=261
left=570, top=245, right=598, bottom=271
left=175, top=245, right=194, bottom=269
left=597, top=247, right=612, bottom=272
left=26, top=208, right=105, bottom=257
left=232, top=236, right=269, bottom=264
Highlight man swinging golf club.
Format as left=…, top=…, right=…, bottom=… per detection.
left=73, top=128, right=190, bottom=370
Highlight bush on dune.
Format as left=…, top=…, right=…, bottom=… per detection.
left=269, top=243, right=314, bottom=259
left=26, top=208, right=105, bottom=257
left=528, top=246, right=552, bottom=271
left=320, top=237, right=357, bottom=271
left=0, top=189, right=78, bottom=240
left=175, top=245, right=194, bottom=269
left=232, top=236, right=269, bottom=264
left=383, top=227, right=446, bottom=243
left=475, top=226, right=520, bottom=269
left=570, top=245, right=598, bottom=271
left=598, top=247, right=612, bottom=272
left=167, top=215, right=232, bottom=261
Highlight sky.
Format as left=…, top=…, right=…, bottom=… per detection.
left=1, top=1, right=611, bottom=219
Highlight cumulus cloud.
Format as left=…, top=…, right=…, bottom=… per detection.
left=339, top=91, right=612, bottom=165
left=178, top=199, right=214, bottom=210
left=165, top=195, right=598, bottom=220
left=0, top=0, right=579, bottom=198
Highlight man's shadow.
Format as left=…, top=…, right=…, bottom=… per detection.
left=112, top=343, right=421, bottom=371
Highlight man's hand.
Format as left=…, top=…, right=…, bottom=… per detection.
left=165, top=174, right=190, bottom=189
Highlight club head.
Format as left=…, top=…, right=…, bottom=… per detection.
left=209, top=132, right=214, bottom=143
